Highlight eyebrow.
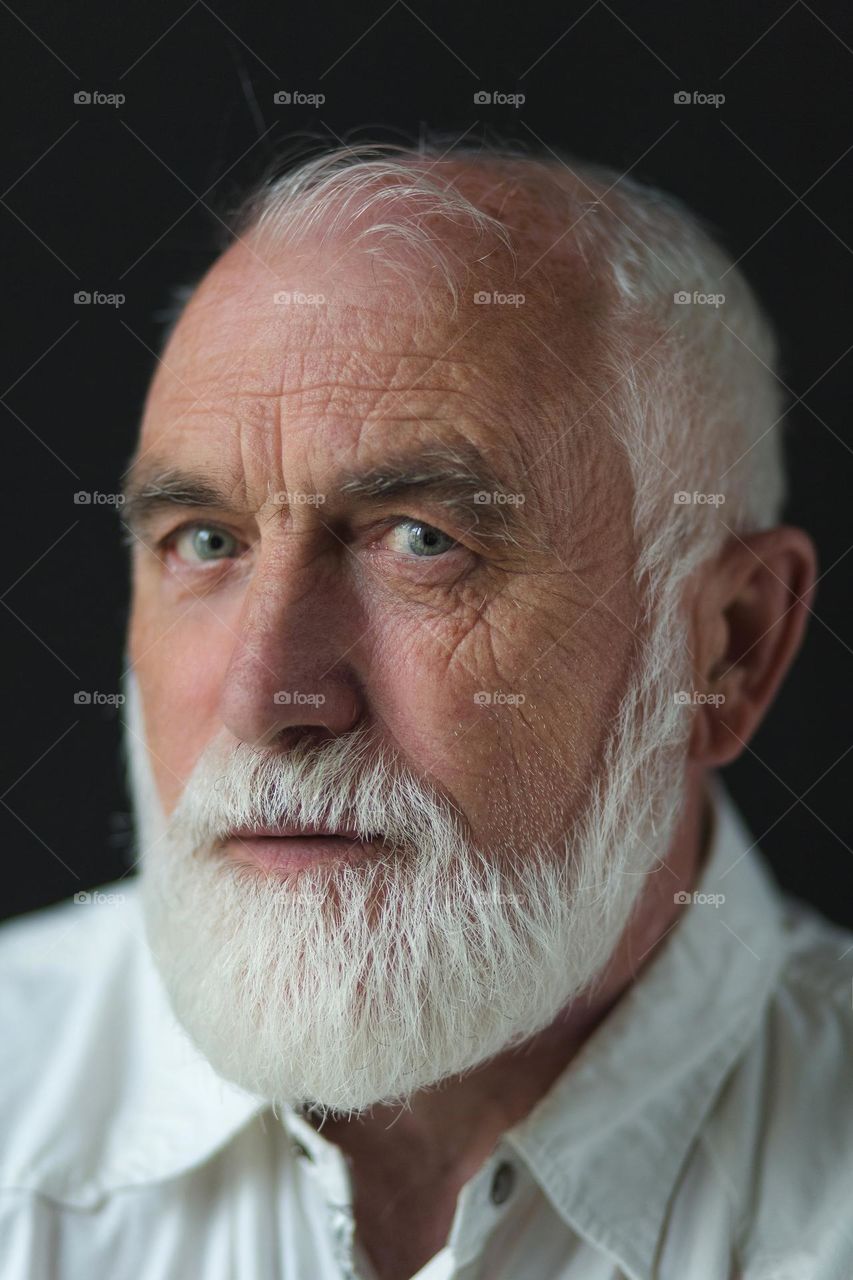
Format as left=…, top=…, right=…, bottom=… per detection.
left=118, top=466, right=241, bottom=545
left=337, top=444, right=532, bottom=545
left=119, top=442, right=535, bottom=550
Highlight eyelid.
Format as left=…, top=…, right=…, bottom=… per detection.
left=372, top=516, right=460, bottom=552
left=374, top=514, right=459, bottom=541
left=156, top=514, right=470, bottom=567
left=158, top=518, right=247, bottom=561
left=159, top=517, right=241, bottom=543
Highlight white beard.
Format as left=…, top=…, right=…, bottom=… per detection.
left=130, top=597, right=692, bottom=1117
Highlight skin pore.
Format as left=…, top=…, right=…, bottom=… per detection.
left=125, top=188, right=816, bottom=1280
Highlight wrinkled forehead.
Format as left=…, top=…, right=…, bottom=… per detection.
left=138, top=231, right=624, bottom=514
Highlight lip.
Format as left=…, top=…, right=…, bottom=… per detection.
left=229, top=822, right=364, bottom=840
left=227, top=824, right=363, bottom=844
left=223, top=829, right=380, bottom=875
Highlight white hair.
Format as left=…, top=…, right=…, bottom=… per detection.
left=230, top=140, right=787, bottom=603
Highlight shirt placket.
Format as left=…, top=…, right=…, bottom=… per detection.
left=288, top=1121, right=366, bottom=1280
left=445, top=1147, right=530, bottom=1277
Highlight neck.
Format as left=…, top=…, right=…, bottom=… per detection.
left=303, top=770, right=712, bottom=1191
left=303, top=987, right=618, bottom=1193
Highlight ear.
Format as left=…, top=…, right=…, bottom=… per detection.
left=687, top=527, right=818, bottom=767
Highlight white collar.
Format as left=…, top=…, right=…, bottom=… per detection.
left=502, top=776, right=786, bottom=1277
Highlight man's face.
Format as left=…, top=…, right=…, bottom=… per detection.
left=127, top=235, right=640, bottom=861
left=125, top=234, right=682, bottom=1112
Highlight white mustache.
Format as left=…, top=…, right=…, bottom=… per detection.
left=168, top=723, right=467, bottom=861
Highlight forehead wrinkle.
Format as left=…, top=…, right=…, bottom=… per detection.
left=156, top=342, right=511, bottom=424
left=146, top=251, right=581, bottom=533
left=139, top=382, right=546, bottom=543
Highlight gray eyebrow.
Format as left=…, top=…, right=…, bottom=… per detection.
left=339, top=447, right=491, bottom=499
left=119, top=443, right=536, bottom=550
left=118, top=466, right=241, bottom=542
left=336, top=444, right=531, bottom=545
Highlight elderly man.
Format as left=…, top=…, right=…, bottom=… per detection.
left=2, top=142, right=850, bottom=1280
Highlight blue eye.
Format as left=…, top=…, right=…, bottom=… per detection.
left=388, top=520, right=457, bottom=558
left=173, top=525, right=239, bottom=564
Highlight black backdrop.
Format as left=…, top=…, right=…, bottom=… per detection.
left=2, top=0, right=852, bottom=924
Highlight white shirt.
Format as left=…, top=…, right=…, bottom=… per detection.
left=2, top=777, right=852, bottom=1280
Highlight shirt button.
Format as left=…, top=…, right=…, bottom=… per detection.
left=490, top=1160, right=516, bottom=1206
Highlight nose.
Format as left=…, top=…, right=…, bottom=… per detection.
left=218, top=556, right=363, bottom=749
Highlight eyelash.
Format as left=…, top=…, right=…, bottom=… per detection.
left=157, top=522, right=241, bottom=567
left=157, top=517, right=467, bottom=566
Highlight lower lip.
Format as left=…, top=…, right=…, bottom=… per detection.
left=223, top=834, right=380, bottom=874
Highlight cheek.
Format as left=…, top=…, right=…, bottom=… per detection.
left=362, top=594, right=635, bottom=847
left=128, top=602, right=233, bottom=817
left=356, top=604, right=561, bottom=840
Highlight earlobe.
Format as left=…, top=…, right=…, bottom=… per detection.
left=687, top=526, right=818, bottom=768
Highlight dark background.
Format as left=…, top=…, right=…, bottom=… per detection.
left=2, top=0, right=851, bottom=923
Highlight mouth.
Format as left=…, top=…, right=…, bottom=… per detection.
left=230, top=821, right=366, bottom=840
left=222, top=822, right=385, bottom=874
